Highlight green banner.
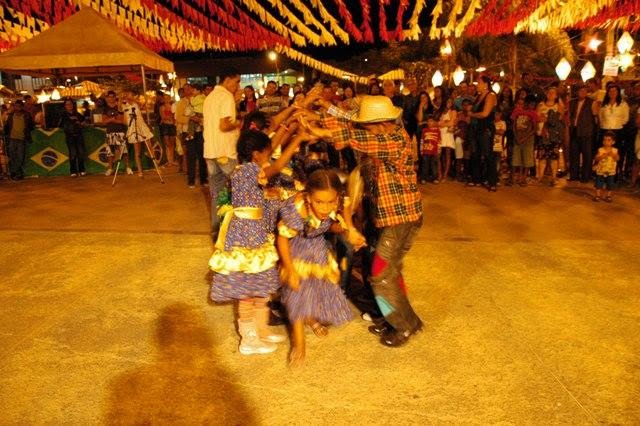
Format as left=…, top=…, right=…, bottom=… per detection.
left=24, top=126, right=163, bottom=176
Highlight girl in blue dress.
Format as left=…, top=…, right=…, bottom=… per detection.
left=277, top=169, right=364, bottom=367
left=209, top=130, right=306, bottom=356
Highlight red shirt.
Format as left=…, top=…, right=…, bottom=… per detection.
left=420, top=127, right=441, bottom=156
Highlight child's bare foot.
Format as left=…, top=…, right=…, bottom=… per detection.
left=288, top=347, right=305, bottom=368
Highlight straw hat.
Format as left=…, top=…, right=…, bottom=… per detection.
left=351, top=95, right=402, bottom=123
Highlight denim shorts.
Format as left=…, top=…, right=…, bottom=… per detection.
left=595, top=174, right=615, bottom=190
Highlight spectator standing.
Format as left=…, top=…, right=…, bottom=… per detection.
left=420, top=116, right=441, bottom=183
left=102, top=91, right=130, bottom=176
left=58, top=98, right=86, bottom=177
left=174, top=86, right=191, bottom=174
left=468, top=75, right=498, bottom=191
left=203, top=68, right=242, bottom=241
left=402, top=77, right=420, bottom=138
left=438, top=97, right=457, bottom=181
left=511, top=95, right=538, bottom=186
left=536, top=86, right=565, bottom=186
left=593, top=131, right=619, bottom=202
left=238, top=85, right=257, bottom=116
left=257, top=81, right=287, bottom=116
left=382, top=79, right=403, bottom=108
left=185, top=85, right=208, bottom=188
left=3, top=100, right=34, bottom=181
left=520, top=72, right=546, bottom=104
left=569, top=85, right=597, bottom=182
left=598, top=84, right=629, bottom=178
left=159, top=94, right=178, bottom=166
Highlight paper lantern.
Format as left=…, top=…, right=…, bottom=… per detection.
left=555, top=58, right=571, bottom=81
left=36, top=90, right=50, bottom=104
left=619, top=53, right=635, bottom=71
left=452, top=66, right=465, bottom=86
left=431, top=70, right=444, bottom=87
left=617, top=31, right=634, bottom=54
left=588, top=37, right=603, bottom=52
left=440, top=40, right=452, bottom=56
left=580, top=61, right=596, bottom=82
left=50, top=88, right=61, bottom=100
left=492, top=82, right=501, bottom=93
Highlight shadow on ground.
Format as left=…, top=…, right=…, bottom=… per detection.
left=106, top=303, right=255, bottom=425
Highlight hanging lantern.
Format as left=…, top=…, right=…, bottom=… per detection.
left=619, top=53, right=635, bottom=71
left=50, top=88, right=61, bottom=100
left=452, top=66, right=465, bottom=86
left=440, top=39, right=452, bottom=56
left=588, top=37, right=603, bottom=52
left=499, top=70, right=505, bottom=78
left=36, top=90, right=50, bottom=104
left=580, top=61, right=596, bottom=82
left=431, top=70, right=444, bottom=87
left=617, top=31, right=634, bottom=54
left=491, top=82, right=501, bottom=93
left=555, top=58, right=571, bottom=81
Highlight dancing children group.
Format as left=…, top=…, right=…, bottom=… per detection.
left=206, top=70, right=423, bottom=367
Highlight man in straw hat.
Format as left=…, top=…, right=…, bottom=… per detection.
left=304, top=95, right=424, bottom=347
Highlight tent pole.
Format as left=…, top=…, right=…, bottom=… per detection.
left=141, top=64, right=151, bottom=124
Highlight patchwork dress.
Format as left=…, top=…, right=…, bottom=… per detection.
left=209, top=162, right=280, bottom=301
left=278, top=196, right=353, bottom=325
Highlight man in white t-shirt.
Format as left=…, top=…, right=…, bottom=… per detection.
left=203, top=68, right=242, bottom=240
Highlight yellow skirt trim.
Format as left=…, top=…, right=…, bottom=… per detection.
left=209, top=241, right=278, bottom=275
left=282, top=252, right=340, bottom=285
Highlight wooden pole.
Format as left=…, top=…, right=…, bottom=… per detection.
left=140, top=64, right=151, bottom=124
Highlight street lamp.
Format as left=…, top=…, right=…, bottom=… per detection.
left=267, top=51, right=280, bottom=84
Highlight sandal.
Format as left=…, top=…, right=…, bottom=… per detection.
left=308, top=321, right=328, bottom=338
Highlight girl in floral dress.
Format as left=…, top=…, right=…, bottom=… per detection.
left=277, top=169, right=364, bottom=367
left=209, top=130, right=305, bottom=356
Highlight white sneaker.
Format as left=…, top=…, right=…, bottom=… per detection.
left=238, top=321, right=277, bottom=355
left=70, top=173, right=78, bottom=178
left=126, top=167, right=133, bottom=175
left=105, top=168, right=113, bottom=176
left=79, top=172, right=86, bottom=176
left=361, top=313, right=373, bottom=322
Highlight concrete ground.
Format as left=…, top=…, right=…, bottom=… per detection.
left=0, top=172, right=638, bottom=425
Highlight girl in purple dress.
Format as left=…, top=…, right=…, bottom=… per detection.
left=209, top=130, right=305, bottom=356
left=277, top=169, right=363, bottom=367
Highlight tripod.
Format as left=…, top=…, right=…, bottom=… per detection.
left=112, top=106, right=164, bottom=186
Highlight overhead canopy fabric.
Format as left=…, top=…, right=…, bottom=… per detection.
left=0, top=7, right=174, bottom=77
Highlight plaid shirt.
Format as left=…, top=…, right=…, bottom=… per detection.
left=322, top=116, right=422, bottom=228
